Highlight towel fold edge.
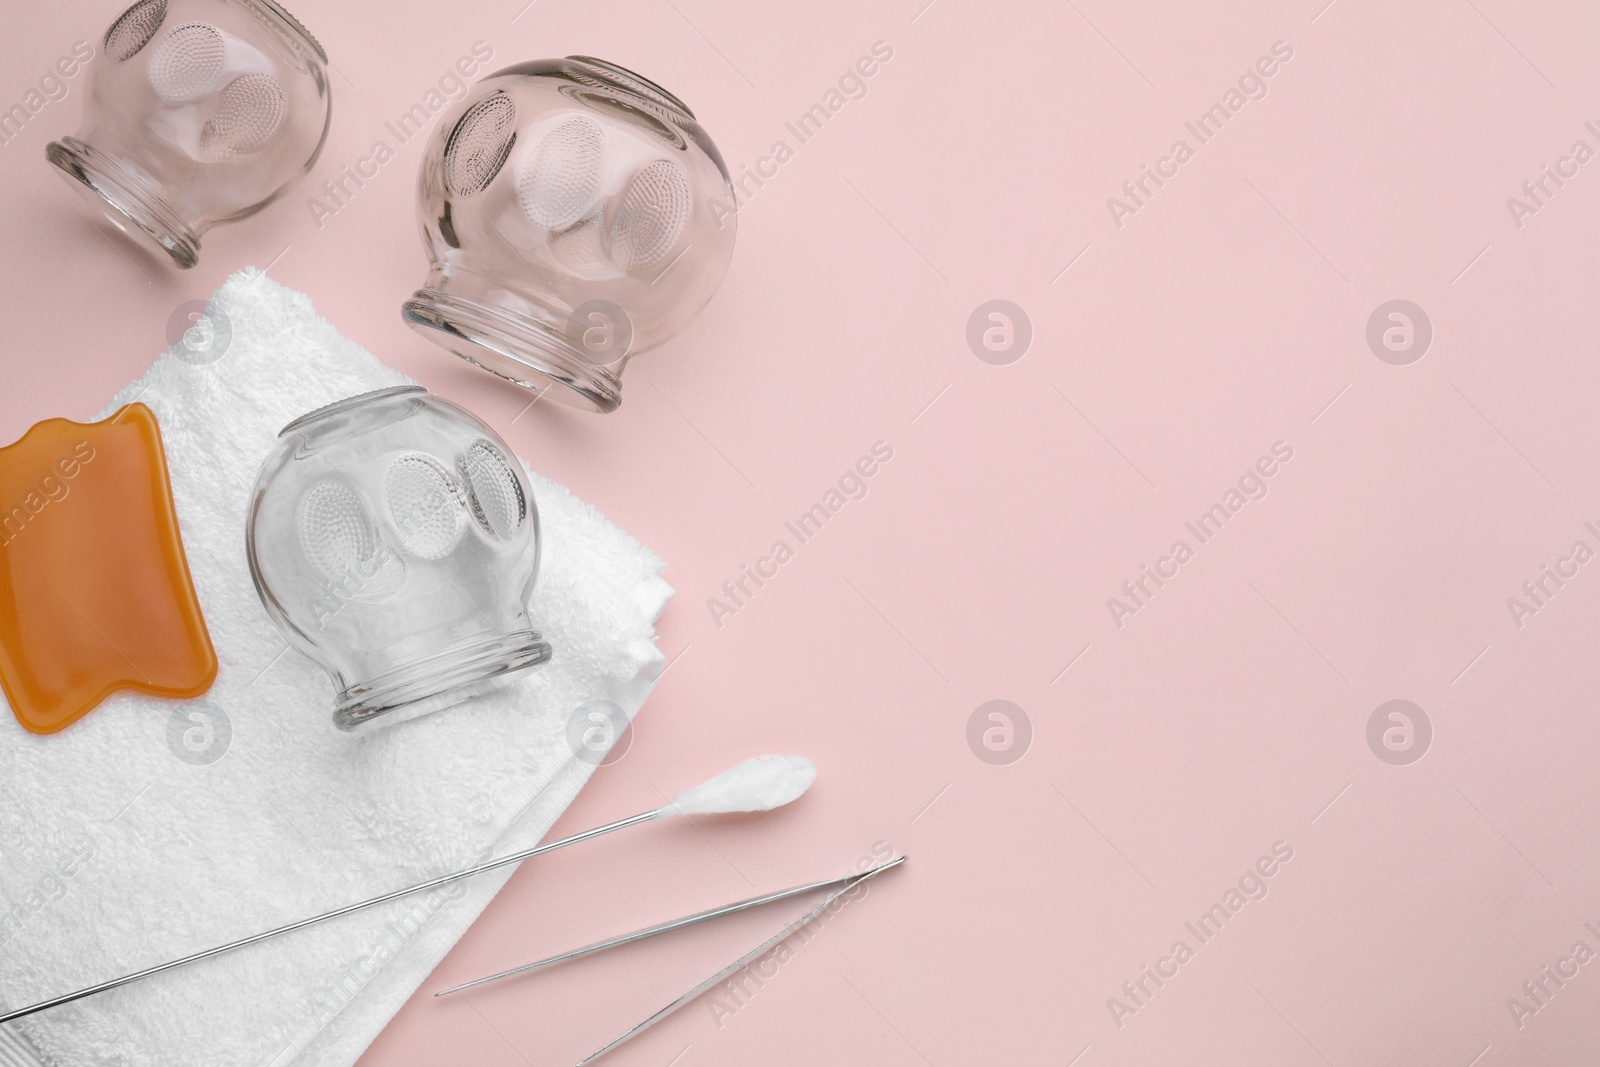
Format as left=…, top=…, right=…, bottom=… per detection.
left=0, top=1026, right=47, bottom=1067
left=291, top=557, right=676, bottom=1067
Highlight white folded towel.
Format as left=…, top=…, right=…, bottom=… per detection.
left=0, top=269, right=672, bottom=1067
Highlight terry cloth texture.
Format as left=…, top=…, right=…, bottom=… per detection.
left=0, top=268, right=672, bottom=1067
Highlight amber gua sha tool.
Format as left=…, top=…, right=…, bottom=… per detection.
left=0, top=403, right=217, bottom=734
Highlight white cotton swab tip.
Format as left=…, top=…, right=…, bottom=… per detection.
left=663, top=755, right=817, bottom=817
left=0, top=757, right=820, bottom=1027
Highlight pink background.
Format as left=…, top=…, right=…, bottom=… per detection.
left=6, top=0, right=1600, bottom=1063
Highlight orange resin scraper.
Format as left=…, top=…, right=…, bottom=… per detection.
left=0, top=403, right=216, bottom=733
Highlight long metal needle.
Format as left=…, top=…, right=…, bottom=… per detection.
left=574, top=855, right=907, bottom=1067
left=0, top=809, right=661, bottom=1026
left=437, top=856, right=907, bottom=997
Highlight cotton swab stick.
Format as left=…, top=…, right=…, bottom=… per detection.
left=436, top=855, right=905, bottom=997
left=574, top=854, right=906, bottom=1066
left=0, top=755, right=817, bottom=1026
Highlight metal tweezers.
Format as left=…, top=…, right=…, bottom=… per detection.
left=435, top=855, right=907, bottom=1066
